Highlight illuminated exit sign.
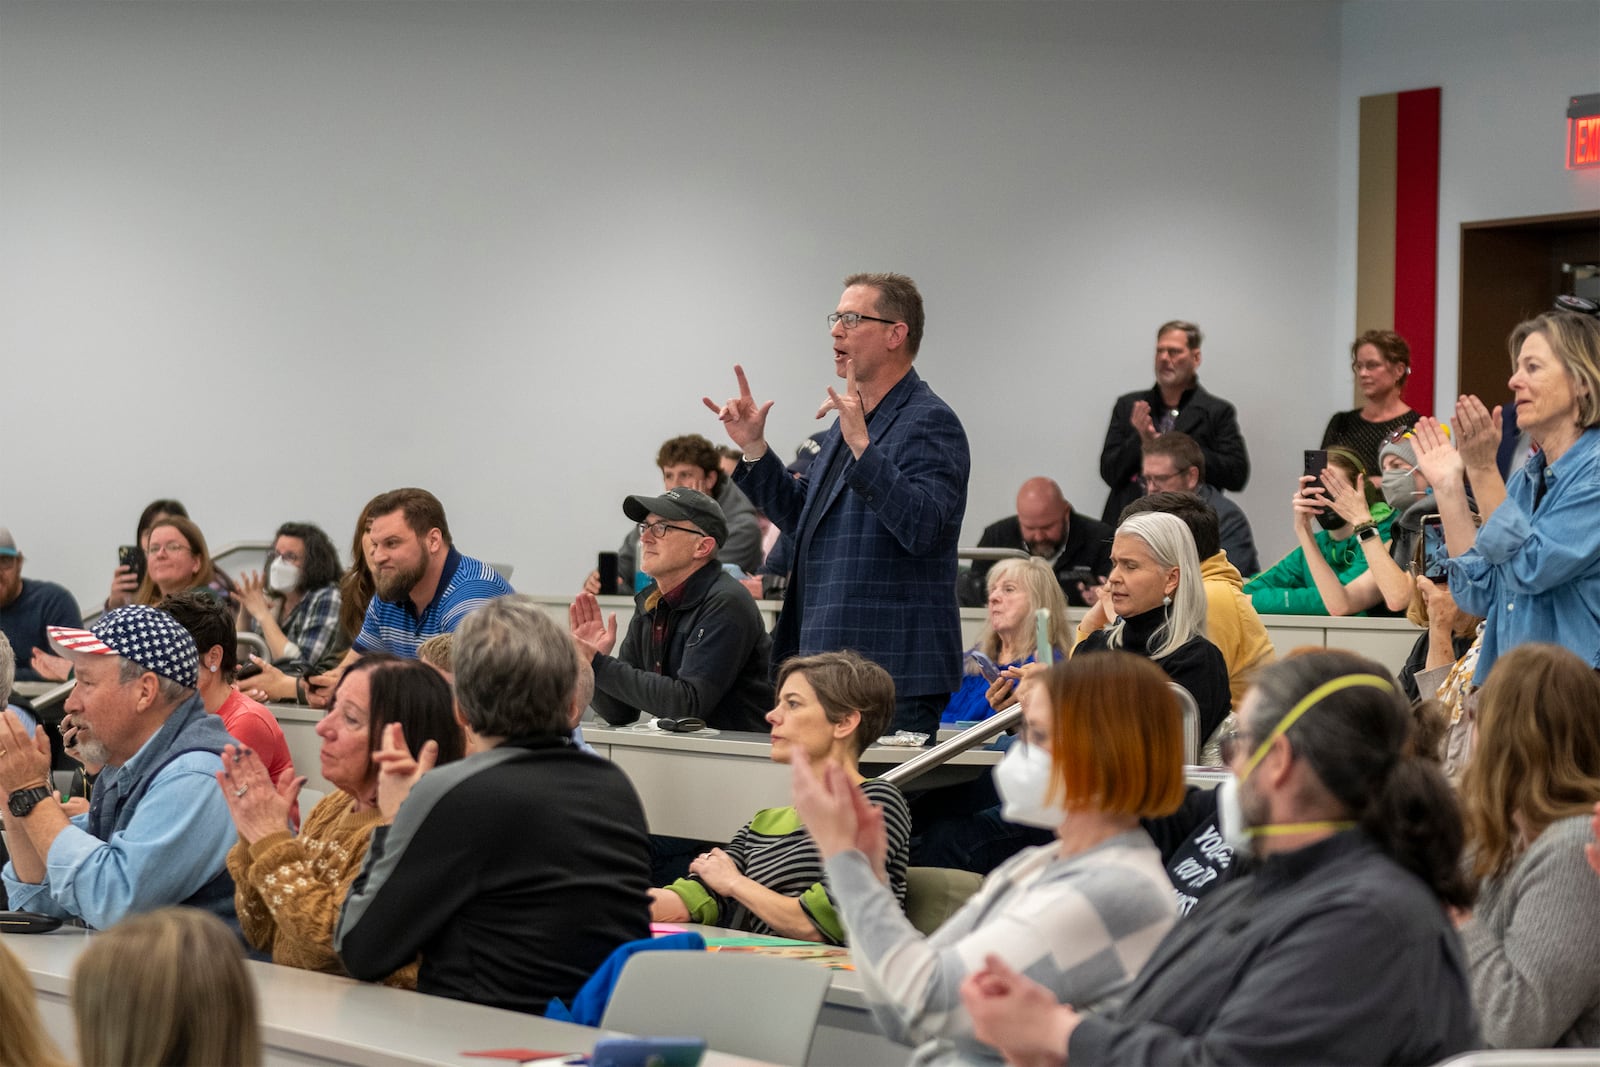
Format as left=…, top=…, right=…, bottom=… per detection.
left=1569, top=93, right=1600, bottom=170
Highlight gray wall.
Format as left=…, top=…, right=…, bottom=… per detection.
left=1, top=1, right=1594, bottom=609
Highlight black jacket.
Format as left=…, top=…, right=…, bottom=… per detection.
left=590, top=561, right=773, bottom=732
left=1070, top=832, right=1479, bottom=1065
left=1076, top=606, right=1231, bottom=741
left=1100, top=383, right=1251, bottom=525
left=963, top=513, right=1114, bottom=608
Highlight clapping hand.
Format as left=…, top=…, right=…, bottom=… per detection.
left=1130, top=400, right=1158, bottom=442
left=30, top=648, right=72, bottom=683
left=1454, top=395, right=1502, bottom=471
left=961, top=954, right=1080, bottom=1067
left=217, top=744, right=304, bottom=844
left=702, top=364, right=774, bottom=455
left=568, top=593, right=619, bottom=657
left=1411, top=416, right=1463, bottom=493
left=372, top=721, right=438, bottom=824
left=792, top=754, right=889, bottom=882
left=235, top=570, right=274, bottom=625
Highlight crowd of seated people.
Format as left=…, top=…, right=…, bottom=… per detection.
left=9, top=305, right=1600, bottom=1067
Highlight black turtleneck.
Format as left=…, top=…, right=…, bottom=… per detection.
left=1076, top=604, right=1232, bottom=741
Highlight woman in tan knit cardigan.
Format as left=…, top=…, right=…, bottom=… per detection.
left=217, top=654, right=465, bottom=985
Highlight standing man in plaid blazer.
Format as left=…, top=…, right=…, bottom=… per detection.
left=705, top=272, right=970, bottom=738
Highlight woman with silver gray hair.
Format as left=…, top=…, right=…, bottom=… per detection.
left=1073, top=511, right=1230, bottom=741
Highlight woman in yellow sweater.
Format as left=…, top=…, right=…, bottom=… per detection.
left=217, top=655, right=464, bottom=985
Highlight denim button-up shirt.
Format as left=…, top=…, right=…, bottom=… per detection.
left=1445, top=426, right=1600, bottom=683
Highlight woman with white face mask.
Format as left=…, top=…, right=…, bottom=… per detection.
left=235, top=522, right=348, bottom=704
left=794, top=652, right=1183, bottom=1066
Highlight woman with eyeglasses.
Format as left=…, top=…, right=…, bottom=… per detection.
left=1320, top=330, right=1420, bottom=477
left=233, top=522, right=348, bottom=705
left=133, top=515, right=235, bottom=610
left=1456, top=643, right=1600, bottom=1048
left=1438, top=310, right=1600, bottom=683
left=1072, top=512, right=1230, bottom=744
left=943, top=557, right=1075, bottom=724
left=647, top=650, right=912, bottom=945
left=794, top=652, right=1182, bottom=1066
left=220, top=655, right=464, bottom=986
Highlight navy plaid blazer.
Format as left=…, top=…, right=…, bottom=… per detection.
left=735, top=368, right=970, bottom=697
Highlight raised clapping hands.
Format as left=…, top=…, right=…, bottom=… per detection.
left=0, top=711, right=53, bottom=795
left=816, top=359, right=869, bottom=457
left=568, top=592, right=619, bottom=657
left=1130, top=400, right=1158, bottom=442
left=702, top=364, right=773, bottom=456
left=217, top=744, right=305, bottom=844
left=29, top=648, right=72, bottom=683
left=235, top=570, right=274, bottom=626
left=960, top=953, right=1079, bottom=1067
left=791, top=753, right=889, bottom=883
left=372, top=721, right=439, bottom=825
left=1454, top=394, right=1502, bottom=471
left=1411, top=416, right=1464, bottom=494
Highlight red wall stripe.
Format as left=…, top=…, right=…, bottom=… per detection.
left=1393, top=87, right=1441, bottom=416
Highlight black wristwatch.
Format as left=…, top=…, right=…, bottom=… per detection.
left=7, top=785, right=54, bottom=818
left=1355, top=522, right=1382, bottom=543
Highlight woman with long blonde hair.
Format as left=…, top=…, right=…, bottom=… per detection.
left=1457, top=642, right=1600, bottom=1048
left=74, top=908, right=262, bottom=1067
left=0, top=940, right=69, bottom=1067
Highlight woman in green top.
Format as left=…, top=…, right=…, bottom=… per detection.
left=1244, top=448, right=1394, bottom=615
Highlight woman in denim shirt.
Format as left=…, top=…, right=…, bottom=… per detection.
left=1434, top=310, right=1600, bottom=683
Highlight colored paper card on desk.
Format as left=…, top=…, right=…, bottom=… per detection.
left=650, top=922, right=691, bottom=935
left=706, top=943, right=855, bottom=970
left=462, top=1050, right=575, bottom=1062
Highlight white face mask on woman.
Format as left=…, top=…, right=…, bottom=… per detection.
left=267, top=558, right=302, bottom=594
left=992, top=741, right=1067, bottom=830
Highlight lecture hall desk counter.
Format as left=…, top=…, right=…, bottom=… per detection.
left=3, top=924, right=775, bottom=1067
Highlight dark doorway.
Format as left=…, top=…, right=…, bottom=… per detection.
left=1459, top=211, right=1600, bottom=403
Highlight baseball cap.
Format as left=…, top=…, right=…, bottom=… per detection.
left=49, top=605, right=200, bottom=689
left=0, top=528, right=17, bottom=557
left=787, top=432, right=827, bottom=477
left=622, top=488, right=728, bottom=547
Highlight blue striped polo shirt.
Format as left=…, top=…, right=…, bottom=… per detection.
left=352, top=546, right=514, bottom=658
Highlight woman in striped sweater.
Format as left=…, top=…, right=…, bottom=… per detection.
left=795, top=652, right=1184, bottom=1066
left=648, top=650, right=911, bottom=945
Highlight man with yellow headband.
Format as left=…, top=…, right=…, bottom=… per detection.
left=960, top=652, right=1481, bottom=1067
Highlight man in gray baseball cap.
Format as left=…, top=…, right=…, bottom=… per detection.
left=569, top=488, right=772, bottom=733
left=0, top=605, right=237, bottom=928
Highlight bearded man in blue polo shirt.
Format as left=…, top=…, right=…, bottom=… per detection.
left=306, top=488, right=513, bottom=705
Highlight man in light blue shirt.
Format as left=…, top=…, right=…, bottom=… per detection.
left=0, top=606, right=236, bottom=929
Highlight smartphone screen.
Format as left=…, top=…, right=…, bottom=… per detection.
left=1422, top=515, right=1448, bottom=582
left=118, top=544, right=147, bottom=583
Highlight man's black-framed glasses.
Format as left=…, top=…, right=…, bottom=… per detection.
left=637, top=520, right=706, bottom=540
left=827, top=311, right=897, bottom=330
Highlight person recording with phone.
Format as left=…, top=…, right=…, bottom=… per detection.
left=1242, top=448, right=1394, bottom=616
left=943, top=557, right=1075, bottom=725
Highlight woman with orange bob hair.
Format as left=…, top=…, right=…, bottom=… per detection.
left=795, top=651, right=1184, bottom=1066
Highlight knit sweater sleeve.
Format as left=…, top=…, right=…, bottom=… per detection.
left=1459, top=816, right=1600, bottom=1048
left=227, top=835, right=278, bottom=956
left=827, top=839, right=1175, bottom=1054
left=239, top=794, right=419, bottom=988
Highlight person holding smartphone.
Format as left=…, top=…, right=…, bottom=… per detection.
left=1243, top=448, right=1395, bottom=616
left=943, top=557, right=1075, bottom=725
